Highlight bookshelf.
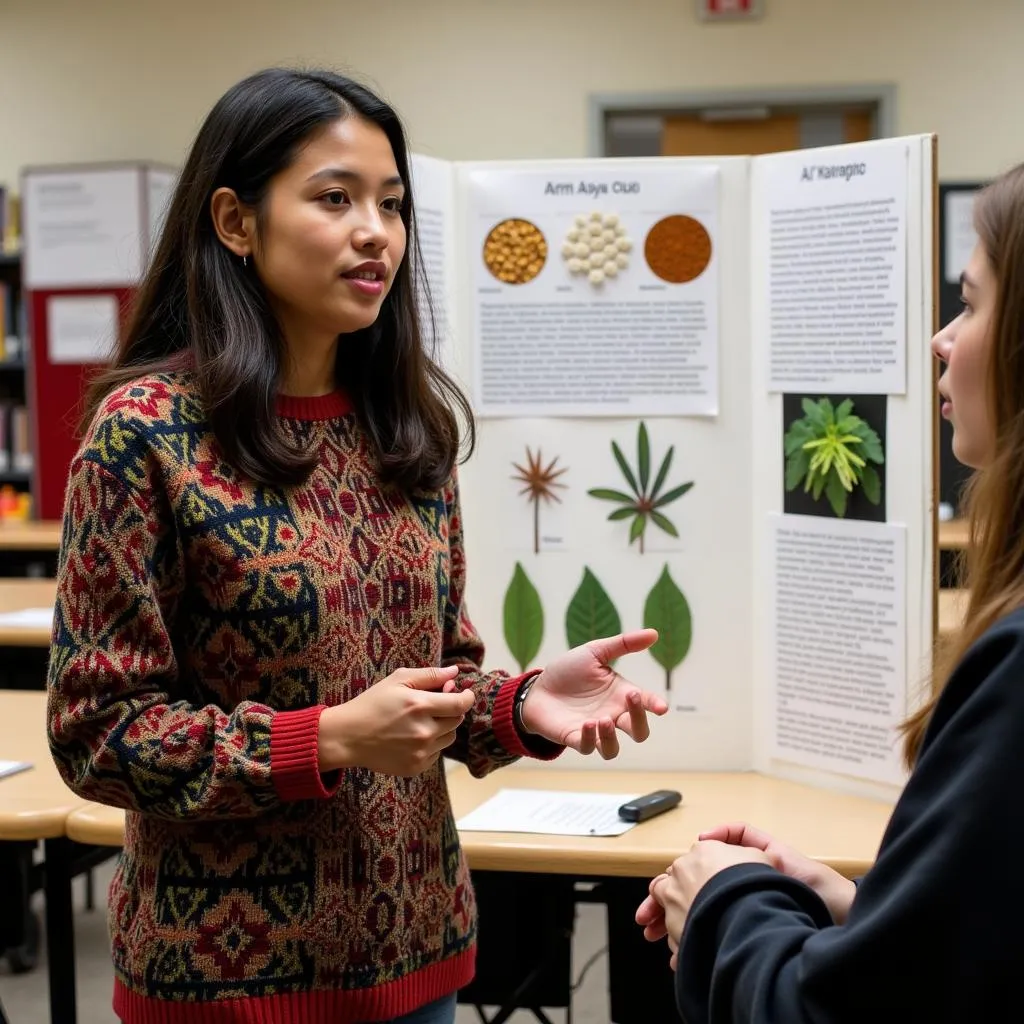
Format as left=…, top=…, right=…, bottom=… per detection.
left=0, top=248, right=33, bottom=519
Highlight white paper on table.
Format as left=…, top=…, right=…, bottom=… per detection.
left=456, top=788, right=641, bottom=836
left=0, top=607, right=54, bottom=629
left=0, top=761, right=32, bottom=780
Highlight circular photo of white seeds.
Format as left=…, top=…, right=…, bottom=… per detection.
left=562, top=212, right=632, bottom=286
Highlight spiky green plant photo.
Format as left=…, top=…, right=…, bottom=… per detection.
left=588, top=422, right=694, bottom=553
left=784, top=397, right=884, bottom=518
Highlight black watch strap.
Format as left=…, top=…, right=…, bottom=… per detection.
left=513, top=675, right=538, bottom=735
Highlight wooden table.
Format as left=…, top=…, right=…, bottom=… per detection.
left=0, top=691, right=81, bottom=841
left=0, top=578, right=56, bottom=648
left=938, top=588, right=968, bottom=641
left=66, top=765, right=895, bottom=1021
left=938, top=518, right=969, bottom=551
left=69, top=764, right=895, bottom=880
left=0, top=521, right=61, bottom=552
left=0, top=689, right=100, bottom=1024
left=0, top=520, right=61, bottom=578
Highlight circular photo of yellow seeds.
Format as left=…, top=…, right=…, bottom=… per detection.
left=482, top=218, right=548, bottom=285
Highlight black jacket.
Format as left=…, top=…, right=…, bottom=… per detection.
left=676, top=608, right=1024, bottom=1023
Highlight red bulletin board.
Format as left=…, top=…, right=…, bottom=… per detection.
left=21, top=162, right=175, bottom=520
left=26, top=287, right=134, bottom=520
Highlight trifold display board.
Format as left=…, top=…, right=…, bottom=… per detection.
left=413, top=135, right=936, bottom=801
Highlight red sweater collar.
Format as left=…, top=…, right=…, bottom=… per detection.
left=275, top=390, right=353, bottom=421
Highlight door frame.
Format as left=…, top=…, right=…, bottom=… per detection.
left=587, top=84, right=898, bottom=157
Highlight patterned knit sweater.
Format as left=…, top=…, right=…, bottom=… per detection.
left=46, top=369, right=562, bottom=1024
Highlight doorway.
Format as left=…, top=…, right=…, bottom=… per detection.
left=588, top=85, right=896, bottom=158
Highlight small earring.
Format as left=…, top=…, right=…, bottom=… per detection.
left=242, top=255, right=248, bottom=268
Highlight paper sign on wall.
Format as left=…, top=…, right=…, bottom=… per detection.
left=47, top=295, right=119, bottom=364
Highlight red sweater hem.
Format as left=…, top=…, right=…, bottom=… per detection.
left=112, top=945, right=475, bottom=1023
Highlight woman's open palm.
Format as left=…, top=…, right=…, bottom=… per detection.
left=521, top=630, right=669, bottom=758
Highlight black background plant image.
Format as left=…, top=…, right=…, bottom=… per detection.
left=782, top=394, right=887, bottom=522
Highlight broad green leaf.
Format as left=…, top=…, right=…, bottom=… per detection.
left=847, top=419, right=884, bottom=462
left=836, top=399, right=853, bottom=421
left=644, top=566, right=692, bottom=673
left=653, top=482, right=694, bottom=508
left=784, top=424, right=813, bottom=456
left=860, top=431, right=884, bottom=463
left=503, top=563, right=544, bottom=672
left=825, top=471, right=848, bottom=516
left=812, top=471, right=827, bottom=500
left=650, top=511, right=679, bottom=538
left=629, top=514, right=647, bottom=545
left=589, top=487, right=635, bottom=503
left=861, top=464, right=882, bottom=504
left=608, top=507, right=636, bottom=521
left=785, top=450, right=809, bottom=491
left=566, top=568, right=622, bottom=650
left=612, top=441, right=641, bottom=497
left=638, top=423, right=651, bottom=495
left=801, top=398, right=828, bottom=430
left=651, top=446, right=675, bottom=501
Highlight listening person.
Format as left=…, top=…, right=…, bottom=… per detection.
left=636, top=161, right=1024, bottom=1022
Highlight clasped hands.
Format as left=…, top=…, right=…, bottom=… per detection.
left=636, top=823, right=858, bottom=970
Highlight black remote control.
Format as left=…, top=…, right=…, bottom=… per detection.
left=618, top=789, right=683, bottom=823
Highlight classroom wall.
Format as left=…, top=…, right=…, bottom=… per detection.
left=1, top=0, right=1021, bottom=192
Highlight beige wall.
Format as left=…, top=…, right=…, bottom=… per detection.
left=1, top=0, right=1021, bottom=192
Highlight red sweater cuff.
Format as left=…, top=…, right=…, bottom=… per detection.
left=491, top=674, right=564, bottom=761
left=270, top=706, right=341, bottom=801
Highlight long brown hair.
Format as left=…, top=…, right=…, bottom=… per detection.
left=80, top=68, right=474, bottom=492
left=902, top=162, right=1024, bottom=766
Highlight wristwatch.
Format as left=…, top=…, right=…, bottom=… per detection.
left=512, top=675, right=539, bottom=736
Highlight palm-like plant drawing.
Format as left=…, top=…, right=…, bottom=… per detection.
left=512, top=447, right=568, bottom=554
left=588, top=422, right=694, bottom=554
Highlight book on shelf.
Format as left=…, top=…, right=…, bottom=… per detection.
left=0, top=279, right=25, bottom=363
left=1, top=190, right=22, bottom=255
left=0, top=401, right=31, bottom=474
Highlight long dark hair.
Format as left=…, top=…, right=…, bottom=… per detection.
left=901, top=162, right=1024, bottom=766
left=81, top=67, right=473, bottom=492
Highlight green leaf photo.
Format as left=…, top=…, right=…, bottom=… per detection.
left=565, top=567, right=622, bottom=653
left=643, top=565, right=692, bottom=695
left=503, top=562, right=544, bottom=673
